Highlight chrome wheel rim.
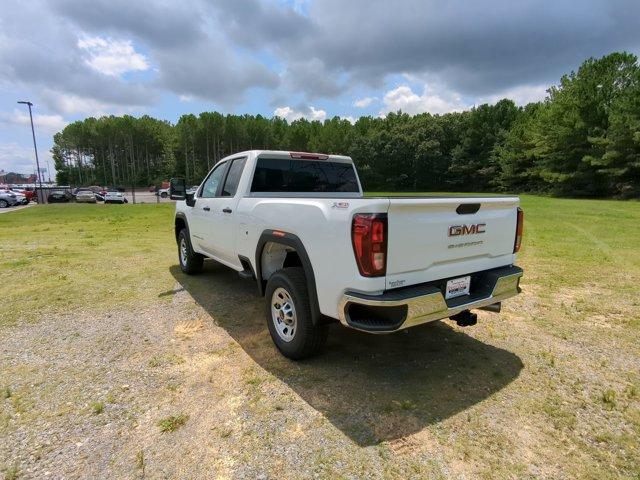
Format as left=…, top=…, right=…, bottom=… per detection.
left=180, top=238, right=188, bottom=266
left=271, top=287, right=297, bottom=342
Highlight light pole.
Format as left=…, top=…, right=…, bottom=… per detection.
left=17, top=100, right=45, bottom=203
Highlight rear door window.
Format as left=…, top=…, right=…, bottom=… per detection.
left=221, top=158, right=246, bottom=197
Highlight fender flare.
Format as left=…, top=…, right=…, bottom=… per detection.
left=255, top=230, right=322, bottom=325
left=174, top=212, right=189, bottom=243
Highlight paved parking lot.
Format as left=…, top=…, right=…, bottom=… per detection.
left=121, top=190, right=175, bottom=204
left=0, top=203, right=34, bottom=214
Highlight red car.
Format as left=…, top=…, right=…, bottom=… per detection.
left=9, top=187, right=36, bottom=202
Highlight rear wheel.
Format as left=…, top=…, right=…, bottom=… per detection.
left=178, top=228, right=203, bottom=274
left=265, top=267, right=328, bottom=359
left=161, top=192, right=168, bottom=198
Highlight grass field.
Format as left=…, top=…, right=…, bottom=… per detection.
left=1, top=196, right=639, bottom=479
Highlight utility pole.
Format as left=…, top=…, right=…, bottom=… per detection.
left=17, top=101, right=45, bottom=203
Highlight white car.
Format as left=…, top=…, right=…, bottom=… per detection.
left=171, top=150, right=524, bottom=359
left=0, top=190, right=22, bottom=208
left=8, top=189, right=30, bottom=204
left=104, top=191, right=127, bottom=204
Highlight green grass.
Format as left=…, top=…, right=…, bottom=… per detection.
left=90, top=401, right=104, bottom=415
left=3, top=465, right=19, bottom=480
left=0, top=204, right=176, bottom=326
left=1, top=387, right=11, bottom=399
left=157, top=413, right=189, bottom=433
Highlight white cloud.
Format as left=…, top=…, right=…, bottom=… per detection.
left=273, top=106, right=296, bottom=120
left=379, top=84, right=469, bottom=116
left=273, top=105, right=327, bottom=122
left=0, top=142, right=54, bottom=176
left=309, top=106, right=327, bottom=121
left=77, top=35, right=149, bottom=77
left=478, top=84, right=549, bottom=106
left=354, top=96, right=375, bottom=108
left=2, top=109, right=67, bottom=134
left=41, top=90, right=110, bottom=115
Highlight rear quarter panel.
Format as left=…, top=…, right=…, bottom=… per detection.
left=235, top=197, right=389, bottom=319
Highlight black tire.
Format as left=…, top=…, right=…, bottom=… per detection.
left=178, top=228, right=203, bottom=274
left=265, top=267, right=328, bottom=360
left=0, top=199, right=8, bottom=208
left=160, top=192, right=168, bottom=198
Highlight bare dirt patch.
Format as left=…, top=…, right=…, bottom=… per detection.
left=2, top=261, right=637, bottom=479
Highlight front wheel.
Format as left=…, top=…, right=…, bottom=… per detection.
left=160, top=192, right=168, bottom=198
left=0, top=199, right=8, bottom=208
left=265, top=267, right=328, bottom=360
left=178, top=228, right=203, bottom=274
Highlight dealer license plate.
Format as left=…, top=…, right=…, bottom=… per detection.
left=445, top=276, right=471, bottom=299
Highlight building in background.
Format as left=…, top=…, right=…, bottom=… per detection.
left=0, top=170, right=40, bottom=185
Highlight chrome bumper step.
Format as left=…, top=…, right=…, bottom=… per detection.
left=338, top=266, right=523, bottom=333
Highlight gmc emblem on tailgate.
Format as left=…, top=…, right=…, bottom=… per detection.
left=448, top=223, right=486, bottom=236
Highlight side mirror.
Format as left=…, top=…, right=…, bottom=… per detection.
left=170, top=178, right=186, bottom=200
left=185, top=192, right=196, bottom=207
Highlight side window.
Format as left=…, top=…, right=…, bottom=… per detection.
left=221, top=158, right=246, bottom=197
left=200, top=163, right=227, bottom=198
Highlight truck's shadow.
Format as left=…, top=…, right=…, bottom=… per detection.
left=169, top=262, right=523, bottom=446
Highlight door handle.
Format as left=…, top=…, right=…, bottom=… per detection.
left=222, top=207, right=232, bottom=214
left=202, top=206, right=210, bottom=211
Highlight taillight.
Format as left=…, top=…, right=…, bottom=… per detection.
left=514, top=207, right=524, bottom=253
left=352, top=213, right=387, bottom=277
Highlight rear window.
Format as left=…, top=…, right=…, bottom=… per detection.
left=251, top=158, right=359, bottom=193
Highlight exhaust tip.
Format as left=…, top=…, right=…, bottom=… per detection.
left=479, top=302, right=502, bottom=313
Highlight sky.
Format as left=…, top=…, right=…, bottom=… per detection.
left=1, top=0, right=640, bottom=177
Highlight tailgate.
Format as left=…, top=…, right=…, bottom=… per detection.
left=385, top=197, right=519, bottom=289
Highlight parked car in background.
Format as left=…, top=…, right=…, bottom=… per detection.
left=4, top=188, right=29, bottom=205
left=0, top=190, right=21, bottom=208
left=73, top=186, right=102, bottom=195
left=47, top=190, right=73, bottom=203
left=104, top=191, right=128, bottom=204
left=10, top=187, right=36, bottom=202
left=76, top=190, right=97, bottom=203
left=157, top=187, right=170, bottom=198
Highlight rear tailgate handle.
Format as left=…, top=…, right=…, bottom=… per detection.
left=222, top=207, right=232, bottom=214
left=456, top=203, right=480, bottom=215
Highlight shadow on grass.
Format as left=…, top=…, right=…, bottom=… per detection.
left=169, top=262, right=523, bottom=446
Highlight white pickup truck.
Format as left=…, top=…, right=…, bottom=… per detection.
left=170, top=150, right=524, bottom=359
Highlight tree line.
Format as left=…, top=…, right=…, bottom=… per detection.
left=53, top=52, right=640, bottom=198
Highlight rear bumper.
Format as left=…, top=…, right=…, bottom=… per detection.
left=338, top=265, right=523, bottom=333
